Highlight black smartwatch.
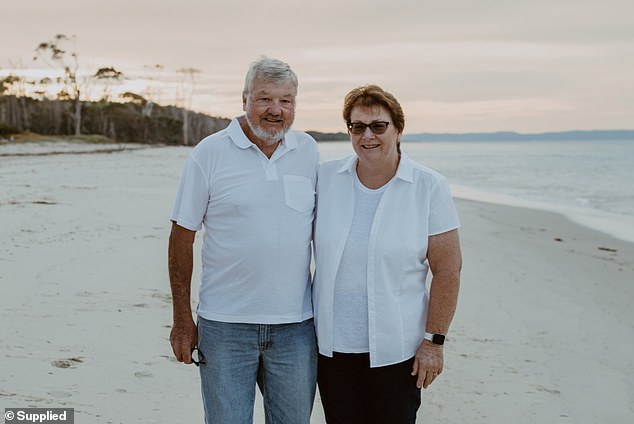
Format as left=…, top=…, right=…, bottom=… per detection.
left=424, top=332, right=446, bottom=345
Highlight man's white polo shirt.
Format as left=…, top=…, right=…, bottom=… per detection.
left=171, top=118, right=319, bottom=324
left=313, top=153, right=460, bottom=367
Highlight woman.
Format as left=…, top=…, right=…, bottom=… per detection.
left=313, top=85, right=462, bottom=423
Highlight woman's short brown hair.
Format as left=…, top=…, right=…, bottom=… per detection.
left=342, top=84, right=405, bottom=134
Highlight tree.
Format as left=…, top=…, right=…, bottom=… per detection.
left=34, top=34, right=82, bottom=135
left=93, top=67, right=124, bottom=102
left=120, top=91, right=147, bottom=105
left=0, top=74, right=23, bottom=96
left=0, top=74, right=30, bottom=130
left=176, top=67, right=201, bottom=145
left=141, top=64, right=164, bottom=117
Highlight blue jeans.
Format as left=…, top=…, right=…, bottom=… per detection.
left=197, top=317, right=317, bottom=424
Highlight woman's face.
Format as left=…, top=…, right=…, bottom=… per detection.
left=349, top=105, right=400, bottom=165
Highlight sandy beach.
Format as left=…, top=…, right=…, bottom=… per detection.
left=1, top=143, right=633, bottom=423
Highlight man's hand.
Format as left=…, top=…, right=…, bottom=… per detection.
left=411, top=339, right=444, bottom=389
left=170, top=317, right=198, bottom=364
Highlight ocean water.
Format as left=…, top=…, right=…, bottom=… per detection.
left=318, top=140, right=634, bottom=243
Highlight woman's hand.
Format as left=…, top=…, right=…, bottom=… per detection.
left=411, top=339, right=444, bottom=389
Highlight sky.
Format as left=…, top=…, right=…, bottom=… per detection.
left=2, top=0, right=633, bottom=133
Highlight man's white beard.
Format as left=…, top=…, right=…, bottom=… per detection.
left=245, top=115, right=289, bottom=146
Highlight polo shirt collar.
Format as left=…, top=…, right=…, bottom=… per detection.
left=282, top=130, right=298, bottom=150
left=227, top=117, right=298, bottom=151
left=337, top=152, right=414, bottom=183
left=227, top=118, right=252, bottom=149
left=394, top=153, right=414, bottom=183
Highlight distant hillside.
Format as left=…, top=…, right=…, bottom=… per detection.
left=306, top=130, right=348, bottom=141
left=305, top=129, right=634, bottom=142
left=401, top=130, right=634, bottom=142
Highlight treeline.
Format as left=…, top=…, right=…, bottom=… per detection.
left=0, top=95, right=229, bottom=145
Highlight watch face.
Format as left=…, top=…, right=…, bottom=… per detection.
left=432, top=334, right=445, bottom=345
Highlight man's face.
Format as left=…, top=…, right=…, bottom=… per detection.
left=243, top=76, right=297, bottom=145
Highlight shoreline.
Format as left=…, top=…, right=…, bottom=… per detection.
left=452, top=185, right=634, bottom=245
left=1, top=147, right=633, bottom=423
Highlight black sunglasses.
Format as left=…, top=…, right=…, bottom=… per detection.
left=347, top=121, right=390, bottom=135
left=191, top=347, right=206, bottom=367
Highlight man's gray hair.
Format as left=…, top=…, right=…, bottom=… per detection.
left=243, top=56, right=298, bottom=96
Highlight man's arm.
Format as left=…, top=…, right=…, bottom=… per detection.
left=411, top=228, right=462, bottom=388
left=168, top=221, right=197, bottom=364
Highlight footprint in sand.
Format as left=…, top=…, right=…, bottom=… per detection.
left=134, top=371, right=153, bottom=378
left=51, top=357, right=83, bottom=369
left=536, top=385, right=561, bottom=395
left=48, top=391, right=72, bottom=398
left=598, top=246, right=617, bottom=253
left=151, top=292, right=172, bottom=304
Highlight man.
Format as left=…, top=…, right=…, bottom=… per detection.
left=168, top=57, right=319, bottom=424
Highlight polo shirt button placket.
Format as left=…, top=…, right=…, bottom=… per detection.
left=265, top=163, right=278, bottom=180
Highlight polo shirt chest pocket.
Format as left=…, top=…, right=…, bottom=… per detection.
left=283, top=175, right=315, bottom=212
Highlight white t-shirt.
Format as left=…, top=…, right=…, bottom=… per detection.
left=332, top=172, right=389, bottom=353
left=313, top=153, right=460, bottom=367
left=171, top=118, right=319, bottom=324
